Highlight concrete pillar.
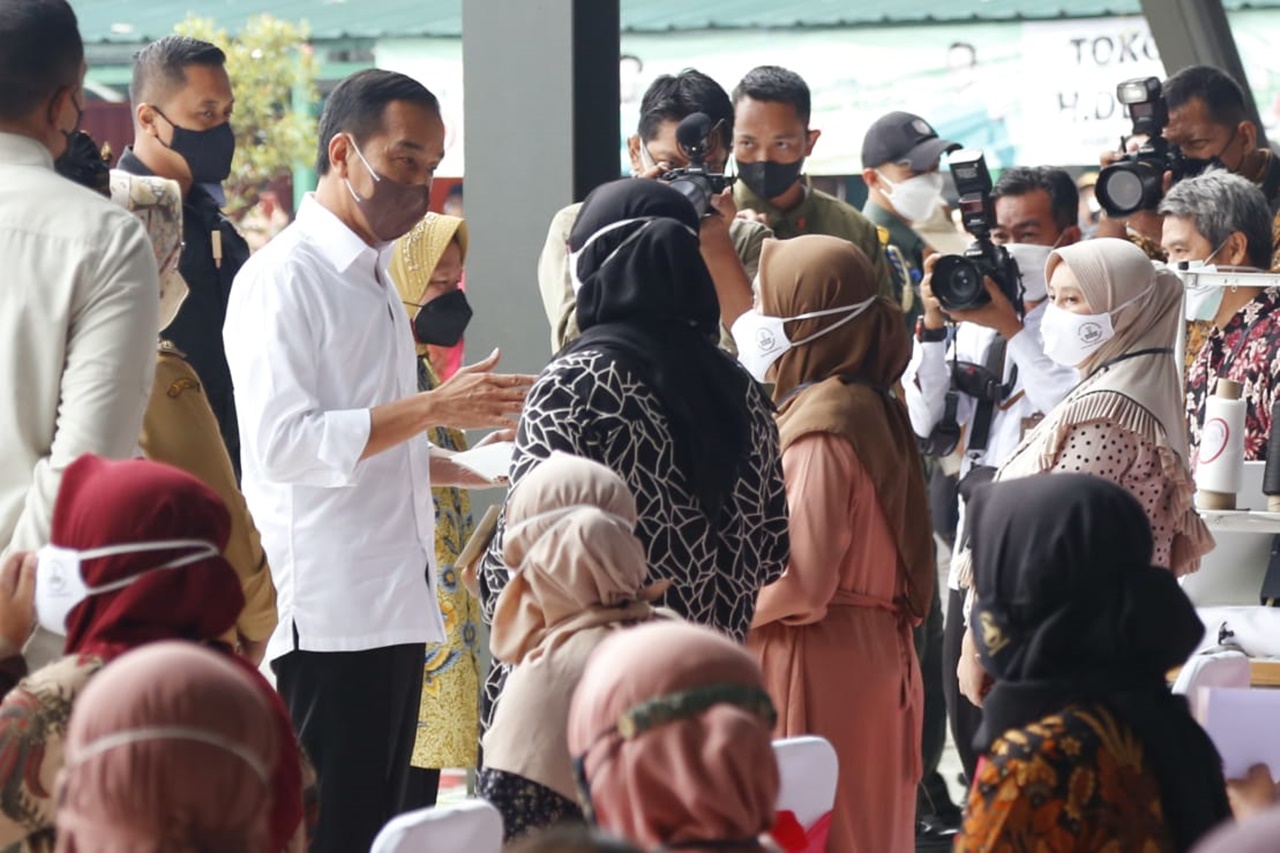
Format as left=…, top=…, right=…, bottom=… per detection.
left=461, top=0, right=620, bottom=378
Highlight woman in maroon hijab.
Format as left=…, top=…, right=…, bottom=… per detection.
left=0, top=454, right=306, bottom=851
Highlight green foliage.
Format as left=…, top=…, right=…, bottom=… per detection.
left=175, top=14, right=318, bottom=215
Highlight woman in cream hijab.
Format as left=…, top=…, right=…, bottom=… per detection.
left=958, top=237, right=1214, bottom=704
left=388, top=213, right=482, bottom=806
left=110, top=170, right=280, bottom=669
left=478, top=452, right=670, bottom=842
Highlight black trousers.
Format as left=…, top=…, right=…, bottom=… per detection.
left=914, top=577, right=957, bottom=819
left=274, top=641, right=426, bottom=853
left=942, top=587, right=984, bottom=784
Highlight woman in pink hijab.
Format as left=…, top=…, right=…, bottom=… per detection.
left=567, top=621, right=780, bottom=852
left=479, top=452, right=671, bottom=842
left=55, top=641, right=278, bottom=852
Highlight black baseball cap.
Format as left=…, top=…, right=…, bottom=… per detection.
left=861, top=111, right=960, bottom=171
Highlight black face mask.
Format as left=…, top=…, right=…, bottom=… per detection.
left=737, top=159, right=803, bottom=201
left=154, top=107, right=236, bottom=184
left=405, top=289, right=473, bottom=347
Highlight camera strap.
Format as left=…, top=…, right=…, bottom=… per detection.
left=966, top=335, right=1009, bottom=456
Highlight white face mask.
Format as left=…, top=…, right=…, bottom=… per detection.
left=876, top=170, right=944, bottom=222
left=567, top=217, right=697, bottom=295
left=1003, top=243, right=1055, bottom=302
left=731, top=298, right=877, bottom=383
left=1040, top=285, right=1153, bottom=368
left=35, top=539, right=220, bottom=636
left=1179, top=241, right=1229, bottom=323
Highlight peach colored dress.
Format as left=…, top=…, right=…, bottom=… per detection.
left=747, top=433, right=922, bottom=853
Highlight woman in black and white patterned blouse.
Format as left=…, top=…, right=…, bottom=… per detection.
left=478, top=180, right=789, bottom=737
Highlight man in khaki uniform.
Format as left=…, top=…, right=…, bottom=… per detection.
left=730, top=65, right=893, bottom=298
left=111, top=171, right=277, bottom=664
left=538, top=69, right=770, bottom=354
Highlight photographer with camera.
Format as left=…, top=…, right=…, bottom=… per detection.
left=538, top=69, right=769, bottom=353
left=903, top=156, right=1079, bottom=785
left=1160, top=170, right=1280, bottom=460
left=1096, top=66, right=1280, bottom=266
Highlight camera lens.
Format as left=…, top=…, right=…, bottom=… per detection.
left=1096, top=160, right=1161, bottom=217
left=932, top=255, right=990, bottom=312
left=667, top=174, right=711, bottom=217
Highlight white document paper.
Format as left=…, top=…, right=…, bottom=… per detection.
left=449, top=442, right=514, bottom=482
left=1197, top=687, right=1280, bottom=778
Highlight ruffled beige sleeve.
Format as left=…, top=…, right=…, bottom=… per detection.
left=1046, top=420, right=1211, bottom=575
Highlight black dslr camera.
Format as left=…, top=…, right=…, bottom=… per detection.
left=1095, top=77, right=1210, bottom=217
left=660, top=112, right=732, bottom=218
left=930, top=149, right=1023, bottom=314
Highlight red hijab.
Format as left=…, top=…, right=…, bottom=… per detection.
left=52, top=455, right=244, bottom=659
left=48, top=455, right=304, bottom=849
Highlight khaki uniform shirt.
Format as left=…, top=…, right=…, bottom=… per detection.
left=140, top=342, right=277, bottom=643
left=734, top=177, right=894, bottom=299
left=537, top=202, right=772, bottom=354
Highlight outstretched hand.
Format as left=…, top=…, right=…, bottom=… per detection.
left=426, top=349, right=536, bottom=431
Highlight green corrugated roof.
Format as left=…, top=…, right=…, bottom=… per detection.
left=70, top=0, right=1280, bottom=43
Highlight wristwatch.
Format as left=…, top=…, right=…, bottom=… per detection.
left=915, top=318, right=947, bottom=343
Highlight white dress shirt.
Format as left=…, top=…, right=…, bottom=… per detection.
left=0, top=133, right=159, bottom=557
left=902, top=303, right=1078, bottom=588
left=224, top=195, right=444, bottom=662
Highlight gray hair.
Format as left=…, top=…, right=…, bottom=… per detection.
left=1159, top=169, right=1273, bottom=269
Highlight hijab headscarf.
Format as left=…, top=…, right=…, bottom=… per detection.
left=762, top=234, right=933, bottom=620
left=568, top=621, right=779, bottom=850
left=389, top=212, right=469, bottom=357
left=108, top=171, right=187, bottom=335
left=484, top=452, right=669, bottom=799
left=49, top=455, right=304, bottom=851
left=991, top=238, right=1212, bottom=578
left=562, top=179, right=753, bottom=520
left=53, top=455, right=245, bottom=660
left=970, top=474, right=1229, bottom=852
left=55, top=642, right=277, bottom=852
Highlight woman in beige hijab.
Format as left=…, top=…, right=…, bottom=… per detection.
left=388, top=213, right=481, bottom=806
left=112, top=170, right=279, bottom=667
left=477, top=452, right=670, bottom=843
left=958, top=237, right=1214, bottom=704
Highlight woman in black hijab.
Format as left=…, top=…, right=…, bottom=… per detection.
left=957, top=474, right=1229, bottom=853
left=475, top=181, right=789, bottom=817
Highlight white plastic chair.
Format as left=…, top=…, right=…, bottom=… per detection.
left=772, top=736, right=838, bottom=852
left=1172, top=649, right=1251, bottom=718
left=370, top=799, right=503, bottom=853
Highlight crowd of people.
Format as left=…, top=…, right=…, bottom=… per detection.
left=6, top=0, right=1280, bottom=850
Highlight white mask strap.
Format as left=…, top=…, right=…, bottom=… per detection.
left=569, top=216, right=698, bottom=295
left=781, top=297, right=879, bottom=347
left=68, top=726, right=270, bottom=783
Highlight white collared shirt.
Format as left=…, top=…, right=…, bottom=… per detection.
left=224, top=195, right=443, bottom=661
left=0, top=133, right=159, bottom=558
left=902, top=304, right=1079, bottom=589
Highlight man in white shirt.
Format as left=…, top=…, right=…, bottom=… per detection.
left=903, top=165, right=1080, bottom=781
left=224, top=69, right=533, bottom=852
left=0, top=1, right=159, bottom=565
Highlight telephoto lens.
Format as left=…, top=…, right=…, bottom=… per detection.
left=931, top=255, right=990, bottom=312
